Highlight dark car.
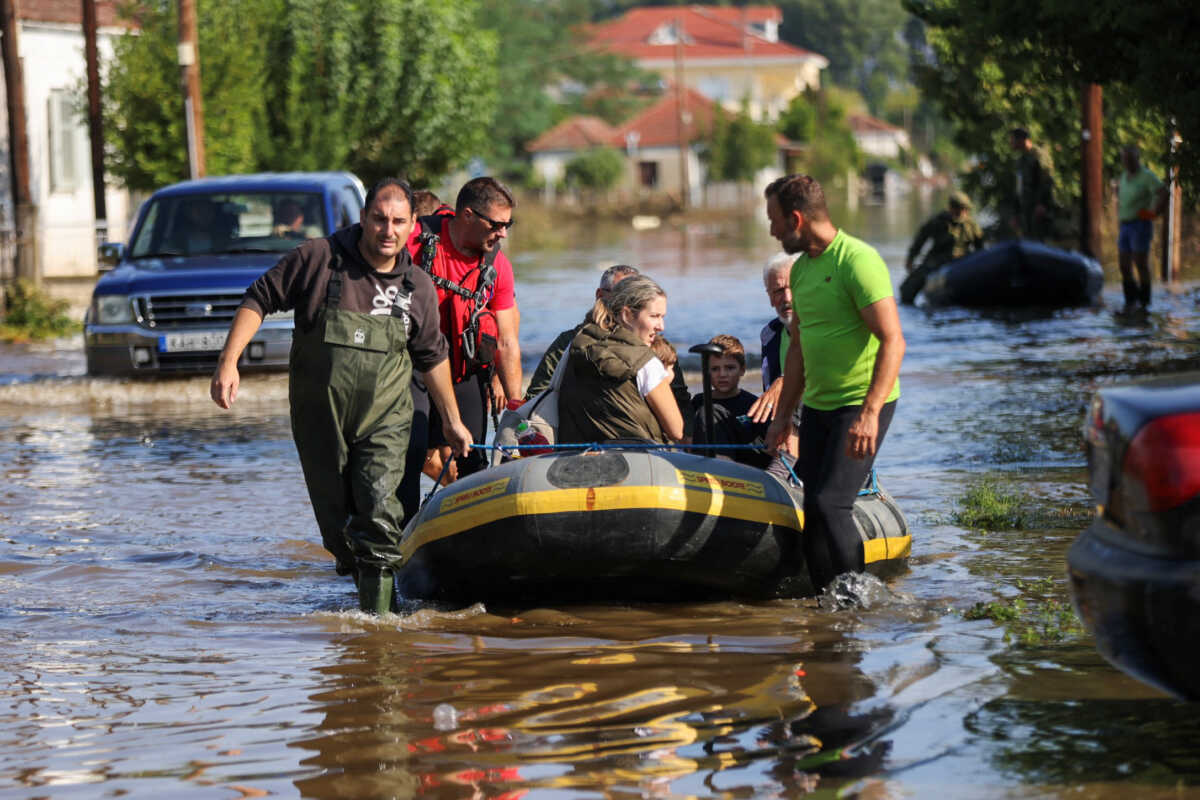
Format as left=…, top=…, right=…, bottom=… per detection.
left=85, top=172, right=365, bottom=377
left=1067, top=373, right=1200, bottom=698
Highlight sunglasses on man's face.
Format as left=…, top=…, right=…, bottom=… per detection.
left=471, top=208, right=515, bottom=232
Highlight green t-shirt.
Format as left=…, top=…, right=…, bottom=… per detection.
left=1117, top=166, right=1163, bottom=223
left=789, top=230, right=900, bottom=410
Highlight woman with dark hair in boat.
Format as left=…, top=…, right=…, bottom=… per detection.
left=557, top=275, right=685, bottom=444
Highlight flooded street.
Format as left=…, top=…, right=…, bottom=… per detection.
left=3, top=194, right=1200, bottom=798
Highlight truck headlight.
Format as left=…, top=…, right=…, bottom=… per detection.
left=94, top=295, right=133, bottom=324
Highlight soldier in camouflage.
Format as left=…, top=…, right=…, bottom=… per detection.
left=899, top=191, right=984, bottom=304
left=1006, top=127, right=1057, bottom=241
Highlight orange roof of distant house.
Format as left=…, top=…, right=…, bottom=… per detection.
left=613, top=88, right=718, bottom=149
left=20, top=0, right=129, bottom=28
left=587, top=5, right=824, bottom=63
left=847, top=113, right=906, bottom=134
left=527, top=116, right=621, bottom=153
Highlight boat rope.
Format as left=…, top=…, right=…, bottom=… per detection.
left=461, top=443, right=881, bottom=496
left=420, top=456, right=455, bottom=511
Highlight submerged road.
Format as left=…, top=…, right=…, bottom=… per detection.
left=2, top=197, right=1199, bottom=797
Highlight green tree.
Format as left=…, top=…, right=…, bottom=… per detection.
left=474, top=0, right=654, bottom=183
left=564, top=147, right=625, bottom=191
left=259, top=0, right=497, bottom=186
left=777, top=89, right=861, bottom=183
left=704, top=106, right=778, bottom=184
left=104, top=0, right=498, bottom=190
left=103, top=0, right=271, bottom=191
left=906, top=0, right=1178, bottom=226
left=912, top=0, right=1195, bottom=199
left=777, top=0, right=911, bottom=114
left=778, top=93, right=816, bottom=143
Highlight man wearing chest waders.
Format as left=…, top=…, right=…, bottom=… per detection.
left=210, top=178, right=472, bottom=613
left=763, top=174, right=906, bottom=594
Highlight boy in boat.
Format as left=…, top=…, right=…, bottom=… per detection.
left=690, top=335, right=771, bottom=468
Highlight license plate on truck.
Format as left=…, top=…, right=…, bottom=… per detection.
left=158, top=331, right=228, bottom=352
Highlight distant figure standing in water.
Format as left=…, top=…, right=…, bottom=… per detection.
left=1116, top=145, right=1167, bottom=312
left=1006, top=127, right=1056, bottom=241
left=763, top=174, right=906, bottom=593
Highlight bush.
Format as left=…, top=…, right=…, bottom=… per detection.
left=564, top=147, right=626, bottom=192
left=1, top=280, right=80, bottom=341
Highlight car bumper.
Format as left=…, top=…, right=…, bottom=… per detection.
left=1067, top=516, right=1200, bottom=699
left=84, top=323, right=293, bottom=377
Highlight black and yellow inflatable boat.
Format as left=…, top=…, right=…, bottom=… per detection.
left=395, top=448, right=910, bottom=604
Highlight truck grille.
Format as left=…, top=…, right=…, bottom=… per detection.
left=136, top=292, right=245, bottom=329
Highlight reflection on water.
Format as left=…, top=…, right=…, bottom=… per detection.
left=2, top=196, right=1200, bottom=797
left=293, top=605, right=898, bottom=799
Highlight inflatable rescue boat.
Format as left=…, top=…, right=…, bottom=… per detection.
left=922, top=240, right=1103, bottom=308
left=395, top=448, right=910, bottom=604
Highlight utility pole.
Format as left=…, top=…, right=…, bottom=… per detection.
left=1080, top=83, right=1103, bottom=260
left=1161, top=123, right=1181, bottom=283
left=177, top=0, right=205, bottom=179
left=82, top=0, right=107, bottom=251
left=1, top=0, right=37, bottom=285
left=674, top=14, right=690, bottom=210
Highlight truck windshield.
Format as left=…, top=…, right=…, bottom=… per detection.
left=129, top=191, right=327, bottom=258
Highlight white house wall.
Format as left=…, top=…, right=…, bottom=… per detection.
left=20, top=21, right=131, bottom=278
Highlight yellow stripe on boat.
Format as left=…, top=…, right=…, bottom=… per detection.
left=401, top=484, right=804, bottom=559
left=862, top=534, right=912, bottom=564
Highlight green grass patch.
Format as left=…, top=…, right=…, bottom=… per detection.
left=953, top=478, right=1092, bottom=531
left=964, top=577, right=1086, bottom=646
left=0, top=279, right=80, bottom=342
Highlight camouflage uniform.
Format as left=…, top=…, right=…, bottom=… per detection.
left=899, top=210, right=984, bottom=304
left=1010, top=146, right=1056, bottom=241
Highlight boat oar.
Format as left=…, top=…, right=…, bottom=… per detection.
left=688, top=342, right=724, bottom=459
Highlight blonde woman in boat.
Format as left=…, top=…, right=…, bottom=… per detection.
left=557, top=275, right=685, bottom=444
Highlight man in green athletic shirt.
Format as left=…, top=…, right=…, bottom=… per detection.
left=763, top=174, right=906, bottom=593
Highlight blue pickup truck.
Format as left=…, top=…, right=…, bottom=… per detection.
left=85, top=172, right=365, bottom=377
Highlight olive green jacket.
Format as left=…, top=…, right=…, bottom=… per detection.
left=908, top=210, right=984, bottom=271
left=558, top=323, right=666, bottom=444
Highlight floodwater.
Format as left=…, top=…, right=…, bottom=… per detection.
left=3, top=192, right=1200, bottom=798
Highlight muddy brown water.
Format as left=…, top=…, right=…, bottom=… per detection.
left=3, top=194, right=1200, bottom=798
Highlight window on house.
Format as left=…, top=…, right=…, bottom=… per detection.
left=638, top=161, right=659, bottom=189
left=48, top=89, right=83, bottom=194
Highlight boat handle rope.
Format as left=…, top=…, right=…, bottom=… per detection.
left=419, top=456, right=456, bottom=511
left=437, top=443, right=880, bottom=497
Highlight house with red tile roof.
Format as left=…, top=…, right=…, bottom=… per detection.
left=0, top=0, right=136, bottom=278
left=848, top=113, right=911, bottom=160
left=586, top=5, right=826, bottom=122
left=529, top=88, right=783, bottom=203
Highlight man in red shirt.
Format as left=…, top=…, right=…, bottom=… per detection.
left=399, top=177, right=522, bottom=519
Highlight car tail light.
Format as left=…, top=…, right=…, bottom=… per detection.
left=1122, top=412, right=1200, bottom=512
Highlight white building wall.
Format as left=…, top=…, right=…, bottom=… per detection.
left=20, top=22, right=132, bottom=278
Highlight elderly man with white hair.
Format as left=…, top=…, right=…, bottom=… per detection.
left=747, top=251, right=798, bottom=457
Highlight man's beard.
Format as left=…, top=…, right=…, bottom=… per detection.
left=778, top=229, right=805, bottom=254
left=776, top=308, right=794, bottom=326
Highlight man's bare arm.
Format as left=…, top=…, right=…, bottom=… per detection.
left=845, top=297, right=905, bottom=459
left=493, top=306, right=522, bottom=406
left=210, top=307, right=264, bottom=409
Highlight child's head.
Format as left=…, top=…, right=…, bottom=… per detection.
left=707, top=334, right=746, bottom=398
left=650, top=334, right=677, bottom=368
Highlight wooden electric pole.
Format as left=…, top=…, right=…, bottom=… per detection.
left=1, top=0, right=37, bottom=284
left=674, top=14, right=689, bottom=210
left=177, top=0, right=205, bottom=179
left=82, top=0, right=107, bottom=249
left=1080, top=83, right=1103, bottom=260
left=1161, top=123, right=1181, bottom=283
